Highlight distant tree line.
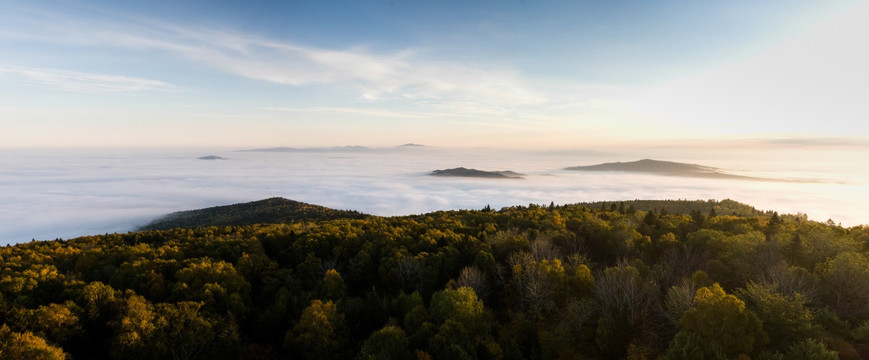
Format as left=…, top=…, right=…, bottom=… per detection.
left=2, top=199, right=869, bottom=359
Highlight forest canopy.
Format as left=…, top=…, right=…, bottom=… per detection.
left=2, top=199, right=868, bottom=359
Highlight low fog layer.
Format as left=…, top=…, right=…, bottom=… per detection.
left=0, top=146, right=866, bottom=245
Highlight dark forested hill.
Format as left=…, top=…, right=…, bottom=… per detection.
left=566, top=159, right=811, bottom=182
left=2, top=199, right=868, bottom=360
left=431, top=167, right=524, bottom=178
left=141, top=197, right=369, bottom=230
left=566, top=159, right=715, bottom=174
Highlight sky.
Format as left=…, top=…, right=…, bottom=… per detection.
left=1, top=0, right=868, bottom=149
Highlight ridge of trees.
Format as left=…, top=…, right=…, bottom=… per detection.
left=140, top=197, right=369, bottom=231
left=577, top=199, right=762, bottom=217
left=2, top=200, right=868, bottom=359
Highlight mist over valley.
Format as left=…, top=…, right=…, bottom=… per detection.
left=1, top=145, right=864, bottom=245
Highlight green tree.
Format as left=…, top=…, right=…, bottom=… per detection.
left=172, top=259, right=250, bottom=315
left=80, top=281, right=117, bottom=320
left=0, top=324, right=67, bottom=360
left=428, top=287, right=498, bottom=359
left=817, top=252, right=869, bottom=322
left=112, top=294, right=158, bottom=359
left=430, top=287, right=485, bottom=329
left=739, top=282, right=815, bottom=351
left=286, top=299, right=347, bottom=360
left=784, top=338, right=838, bottom=360
left=660, top=331, right=727, bottom=360
left=509, top=256, right=568, bottom=315
left=360, top=324, right=411, bottom=360
left=21, top=301, right=82, bottom=344
left=672, top=283, right=768, bottom=358
left=153, top=301, right=223, bottom=360
left=321, top=269, right=346, bottom=301
left=113, top=295, right=227, bottom=360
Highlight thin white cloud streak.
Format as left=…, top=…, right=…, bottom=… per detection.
left=0, top=66, right=179, bottom=92
left=261, top=104, right=533, bottom=124
left=262, top=107, right=425, bottom=119
left=6, top=8, right=546, bottom=106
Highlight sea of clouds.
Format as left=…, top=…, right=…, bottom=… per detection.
left=1, top=146, right=866, bottom=245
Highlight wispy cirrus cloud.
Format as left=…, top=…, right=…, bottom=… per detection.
left=0, top=66, right=178, bottom=92
left=131, top=25, right=545, bottom=105
left=262, top=106, right=424, bottom=119
left=757, top=137, right=869, bottom=149
left=5, top=7, right=546, bottom=106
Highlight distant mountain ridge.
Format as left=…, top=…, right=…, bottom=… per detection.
left=241, top=144, right=428, bottom=152
left=140, top=197, right=369, bottom=230
left=431, top=167, right=524, bottom=179
left=566, top=159, right=814, bottom=183
left=567, top=159, right=714, bottom=173
left=240, top=145, right=373, bottom=153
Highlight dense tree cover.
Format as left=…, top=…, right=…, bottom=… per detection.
left=141, top=197, right=368, bottom=231
left=578, top=199, right=762, bottom=218
left=2, top=200, right=869, bottom=359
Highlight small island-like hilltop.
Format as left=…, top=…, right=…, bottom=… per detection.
left=430, top=167, right=524, bottom=179
left=566, top=159, right=816, bottom=183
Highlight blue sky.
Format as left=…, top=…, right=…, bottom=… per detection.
left=1, top=0, right=867, bottom=148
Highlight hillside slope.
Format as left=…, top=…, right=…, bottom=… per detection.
left=141, top=197, right=369, bottom=230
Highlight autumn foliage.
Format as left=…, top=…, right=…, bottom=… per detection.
left=1, top=199, right=868, bottom=359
